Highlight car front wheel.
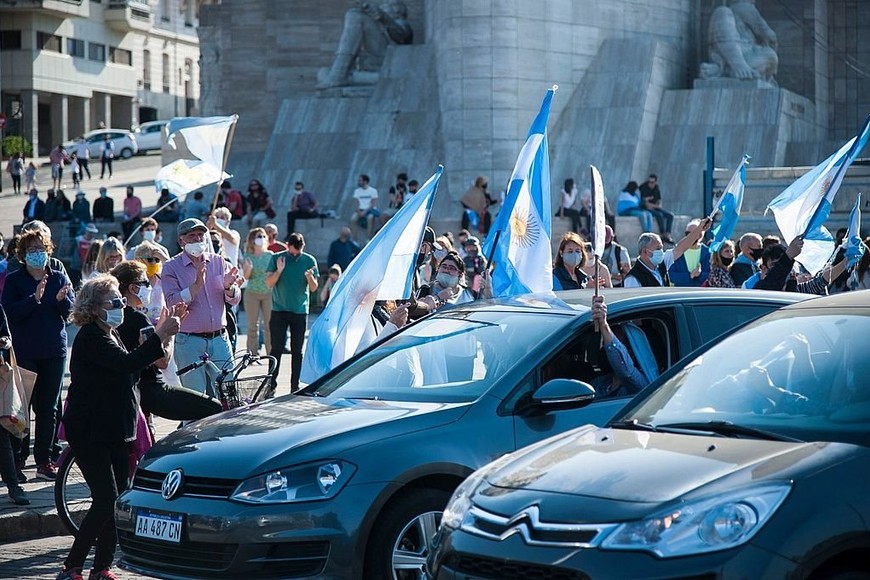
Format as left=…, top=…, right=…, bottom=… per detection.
left=119, top=147, right=134, bottom=159
left=365, top=488, right=451, bottom=580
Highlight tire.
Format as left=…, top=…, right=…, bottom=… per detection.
left=364, top=487, right=452, bottom=580
left=54, top=448, right=92, bottom=535
left=119, top=147, right=134, bottom=159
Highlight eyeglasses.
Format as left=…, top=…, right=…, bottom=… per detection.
left=103, top=297, right=127, bottom=309
left=25, top=247, right=46, bottom=254
left=439, top=264, right=461, bottom=274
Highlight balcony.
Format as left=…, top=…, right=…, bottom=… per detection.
left=105, top=0, right=151, bottom=32
left=0, top=0, right=89, bottom=18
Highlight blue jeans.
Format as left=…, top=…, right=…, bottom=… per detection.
left=618, top=207, right=654, bottom=232
left=172, top=332, right=233, bottom=397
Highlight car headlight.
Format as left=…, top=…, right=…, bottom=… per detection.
left=442, top=452, right=523, bottom=530
left=600, top=482, right=791, bottom=557
left=231, top=460, right=356, bottom=504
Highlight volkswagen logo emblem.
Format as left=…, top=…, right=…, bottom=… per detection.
left=161, top=469, right=183, bottom=500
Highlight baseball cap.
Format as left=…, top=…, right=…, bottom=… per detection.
left=177, top=218, right=208, bottom=237
left=85, top=223, right=99, bottom=234
left=422, top=226, right=442, bottom=251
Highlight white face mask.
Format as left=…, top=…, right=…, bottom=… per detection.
left=253, top=237, right=267, bottom=247
left=433, top=248, right=447, bottom=261
left=103, top=307, right=124, bottom=328
left=215, top=218, right=228, bottom=229
left=184, top=241, right=207, bottom=258
left=142, top=230, right=156, bottom=242
left=436, top=272, right=459, bottom=289
left=136, top=285, right=152, bottom=305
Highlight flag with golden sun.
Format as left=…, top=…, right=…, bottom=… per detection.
left=482, top=87, right=555, bottom=296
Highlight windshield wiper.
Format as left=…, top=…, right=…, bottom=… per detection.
left=609, top=419, right=660, bottom=432
left=654, top=421, right=803, bottom=442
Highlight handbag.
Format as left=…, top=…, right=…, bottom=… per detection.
left=0, top=347, right=38, bottom=438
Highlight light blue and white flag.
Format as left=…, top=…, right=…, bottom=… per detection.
left=482, top=87, right=555, bottom=296
left=766, top=115, right=870, bottom=274
left=843, top=193, right=865, bottom=266
left=299, top=166, right=443, bottom=384
left=165, top=115, right=238, bottom=170
left=709, top=154, right=749, bottom=252
left=154, top=159, right=229, bottom=196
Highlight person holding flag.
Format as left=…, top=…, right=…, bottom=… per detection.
left=623, top=217, right=712, bottom=288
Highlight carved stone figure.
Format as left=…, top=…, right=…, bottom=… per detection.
left=699, top=0, right=778, bottom=86
left=198, top=27, right=221, bottom=114
left=317, top=0, right=413, bottom=89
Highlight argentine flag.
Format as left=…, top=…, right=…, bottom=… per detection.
left=767, top=115, right=870, bottom=274
left=165, top=115, right=238, bottom=171
left=709, top=154, right=749, bottom=252
left=482, top=87, right=555, bottom=296
left=299, top=166, right=443, bottom=384
left=844, top=193, right=865, bottom=266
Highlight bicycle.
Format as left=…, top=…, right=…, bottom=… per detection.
left=54, top=351, right=277, bottom=535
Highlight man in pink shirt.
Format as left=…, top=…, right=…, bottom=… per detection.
left=122, top=185, right=143, bottom=243
left=49, top=144, right=69, bottom=190
left=162, top=218, right=243, bottom=395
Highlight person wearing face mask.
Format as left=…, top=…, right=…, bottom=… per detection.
left=705, top=239, right=738, bottom=288
left=669, top=219, right=712, bottom=287
left=56, top=274, right=183, bottom=580
left=462, top=236, right=488, bottom=292
left=133, top=241, right=170, bottom=324
left=319, top=265, right=343, bottom=307
left=92, top=186, right=114, bottom=223
left=125, top=217, right=169, bottom=260
left=623, top=217, right=712, bottom=288
left=286, top=181, right=321, bottom=234
left=327, top=226, right=362, bottom=272
left=207, top=207, right=242, bottom=267
left=417, top=251, right=491, bottom=309
left=266, top=232, right=318, bottom=394
left=730, top=232, right=764, bottom=287
left=162, top=218, right=243, bottom=396
left=22, top=188, right=45, bottom=224
left=1, top=229, right=73, bottom=482
left=121, top=185, right=143, bottom=243
left=241, top=228, right=275, bottom=356
left=552, top=233, right=590, bottom=290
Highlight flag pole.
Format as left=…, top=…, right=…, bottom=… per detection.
left=123, top=196, right=185, bottom=247
left=211, top=115, right=239, bottom=213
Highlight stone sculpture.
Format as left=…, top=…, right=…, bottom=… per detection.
left=699, top=0, right=778, bottom=87
left=317, top=0, right=413, bottom=89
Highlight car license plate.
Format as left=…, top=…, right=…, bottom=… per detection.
left=135, top=510, right=183, bottom=543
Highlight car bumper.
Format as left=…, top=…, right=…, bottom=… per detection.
left=115, top=482, right=386, bottom=579
left=427, top=527, right=804, bottom=580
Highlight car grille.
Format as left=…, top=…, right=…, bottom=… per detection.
left=461, top=505, right=614, bottom=547
left=133, top=468, right=239, bottom=499
left=118, top=530, right=237, bottom=571
left=118, top=531, right=329, bottom=578
left=450, top=553, right=589, bottom=580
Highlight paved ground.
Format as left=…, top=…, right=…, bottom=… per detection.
left=0, top=535, right=141, bottom=579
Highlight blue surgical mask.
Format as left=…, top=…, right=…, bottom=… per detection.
left=436, top=273, right=459, bottom=288
left=103, top=307, right=124, bottom=328
left=562, top=251, right=583, bottom=268
left=25, top=251, right=48, bottom=270
left=649, top=249, right=665, bottom=266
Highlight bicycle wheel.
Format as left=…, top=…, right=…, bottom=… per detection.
left=54, top=448, right=92, bottom=535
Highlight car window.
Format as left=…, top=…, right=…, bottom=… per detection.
left=624, top=311, right=870, bottom=446
left=690, top=303, right=785, bottom=345
left=310, top=311, right=573, bottom=403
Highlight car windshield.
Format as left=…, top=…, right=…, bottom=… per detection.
left=622, top=310, right=870, bottom=446
left=310, top=310, right=572, bottom=403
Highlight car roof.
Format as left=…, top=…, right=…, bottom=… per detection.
left=448, top=287, right=810, bottom=317
left=777, top=289, right=870, bottom=311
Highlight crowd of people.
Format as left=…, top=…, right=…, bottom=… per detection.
left=0, top=163, right=866, bottom=580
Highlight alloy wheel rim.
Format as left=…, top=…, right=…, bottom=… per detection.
left=391, top=509, right=442, bottom=580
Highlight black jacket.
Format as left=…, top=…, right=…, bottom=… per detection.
left=63, top=322, right=164, bottom=443
left=626, top=260, right=670, bottom=287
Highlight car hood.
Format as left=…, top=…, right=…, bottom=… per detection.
left=483, top=426, right=849, bottom=504
left=141, top=395, right=468, bottom=478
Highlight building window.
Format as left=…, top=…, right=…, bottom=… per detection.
left=0, top=31, right=22, bottom=50
left=143, top=49, right=151, bottom=91
left=89, top=42, right=106, bottom=62
left=162, top=53, right=170, bottom=93
left=67, top=38, right=85, bottom=58
left=37, top=31, right=62, bottom=53
left=110, top=47, right=133, bottom=66
left=161, top=0, right=170, bottom=22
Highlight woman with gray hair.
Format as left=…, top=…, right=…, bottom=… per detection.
left=56, top=274, right=185, bottom=580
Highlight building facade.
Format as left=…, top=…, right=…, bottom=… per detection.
left=0, top=0, right=213, bottom=155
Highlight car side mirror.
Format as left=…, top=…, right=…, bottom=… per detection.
left=522, top=379, right=596, bottom=415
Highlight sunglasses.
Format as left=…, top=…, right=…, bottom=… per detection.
left=132, top=280, right=150, bottom=287
left=104, top=297, right=127, bottom=309
left=142, top=257, right=161, bottom=264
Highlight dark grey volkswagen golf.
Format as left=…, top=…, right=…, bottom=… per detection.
left=114, top=288, right=806, bottom=579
